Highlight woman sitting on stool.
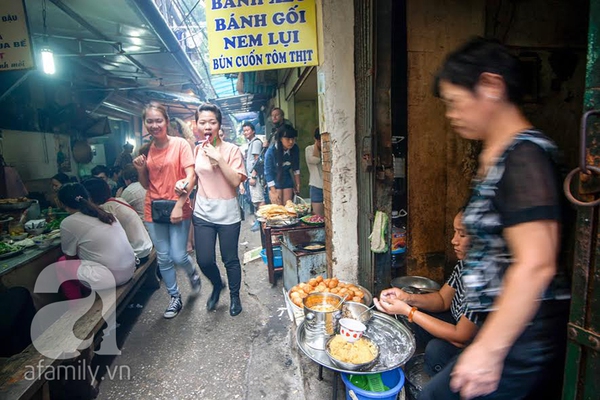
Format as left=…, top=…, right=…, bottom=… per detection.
left=53, top=183, right=135, bottom=299
left=82, top=177, right=153, bottom=265
left=374, top=211, right=478, bottom=376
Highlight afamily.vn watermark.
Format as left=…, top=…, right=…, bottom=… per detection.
left=25, top=359, right=131, bottom=382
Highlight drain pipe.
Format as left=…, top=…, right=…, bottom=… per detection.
left=127, top=0, right=211, bottom=100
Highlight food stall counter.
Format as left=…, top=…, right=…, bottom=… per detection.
left=0, top=240, right=63, bottom=310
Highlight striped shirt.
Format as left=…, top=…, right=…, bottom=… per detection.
left=447, top=260, right=477, bottom=323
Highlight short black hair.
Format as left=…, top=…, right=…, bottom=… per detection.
left=434, top=37, right=524, bottom=104
left=276, top=124, right=298, bottom=140
left=122, top=164, right=138, bottom=182
left=314, top=128, right=321, bottom=140
left=110, top=166, right=122, bottom=177
left=242, top=121, right=255, bottom=132
left=82, top=177, right=112, bottom=205
left=196, top=103, right=222, bottom=125
left=52, top=173, right=71, bottom=185
left=91, top=165, right=109, bottom=177
left=271, top=107, right=284, bottom=118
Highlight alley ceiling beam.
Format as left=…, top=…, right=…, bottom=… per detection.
left=49, top=0, right=156, bottom=79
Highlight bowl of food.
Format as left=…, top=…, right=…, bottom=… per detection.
left=342, top=301, right=373, bottom=324
left=33, top=235, right=53, bottom=249
left=9, top=233, right=28, bottom=241
left=26, top=228, right=46, bottom=236
left=326, top=334, right=379, bottom=371
left=25, top=219, right=47, bottom=237
left=300, top=214, right=325, bottom=226
left=339, top=318, right=367, bottom=343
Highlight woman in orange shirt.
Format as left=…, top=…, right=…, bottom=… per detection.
left=133, top=102, right=200, bottom=319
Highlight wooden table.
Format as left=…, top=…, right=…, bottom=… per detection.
left=0, top=240, right=63, bottom=310
left=261, top=222, right=324, bottom=286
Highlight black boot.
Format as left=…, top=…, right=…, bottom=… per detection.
left=229, top=294, right=242, bottom=316
left=206, top=281, right=223, bottom=311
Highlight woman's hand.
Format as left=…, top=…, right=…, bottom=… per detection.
left=373, top=296, right=412, bottom=316
left=170, top=205, right=183, bottom=224
left=379, top=287, right=411, bottom=302
left=269, top=187, right=281, bottom=205
left=450, top=342, right=504, bottom=399
left=239, top=183, right=246, bottom=195
left=174, top=179, right=190, bottom=197
left=202, top=142, right=222, bottom=165
left=294, top=183, right=300, bottom=195
left=133, top=155, right=146, bottom=169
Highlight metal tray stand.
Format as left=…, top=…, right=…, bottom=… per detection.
left=296, top=310, right=416, bottom=375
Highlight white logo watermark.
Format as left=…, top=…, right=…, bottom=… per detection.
left=24, top=359, right=131, bottom=382
left=30, top=261, right=122, bottom=360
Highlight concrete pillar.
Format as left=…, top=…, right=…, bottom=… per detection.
left=316, top=0, right=358, bottom=282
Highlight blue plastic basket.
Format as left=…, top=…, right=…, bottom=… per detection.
left=260, top=247, right=282, bottom=268
left=341, top=368, right=405, bottom=400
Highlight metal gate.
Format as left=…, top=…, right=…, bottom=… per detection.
left=562, top=1, right=600, bottom=398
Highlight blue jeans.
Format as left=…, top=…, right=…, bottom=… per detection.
left=146, top=220, right=195, bottom=297
left=309, top=185, right=323, bottom=203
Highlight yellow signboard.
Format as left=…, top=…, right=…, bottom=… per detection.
left=206, top=0, right=318, bottom=74
left=0, top=0, right=35, bottom=71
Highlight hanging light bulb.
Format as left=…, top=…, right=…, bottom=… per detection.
left=40, top=0, right=55, bottom=75
left=41, top=46, right=55, bottom=74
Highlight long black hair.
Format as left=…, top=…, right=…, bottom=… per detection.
left=275, top=124, right=298, bottom=184
left=58, top=183, right=115, bottom=225
left=82, top=177, right=111, bottom=205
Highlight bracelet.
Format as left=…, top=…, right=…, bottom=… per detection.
left=407, top=307, right=418, bottom=323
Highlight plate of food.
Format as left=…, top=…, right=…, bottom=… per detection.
left=0, top=242, right=24, bottom=260
left=301, top=214, right=325, bottom=226
left=0, top=197, right=33, bottom=211
left=326, top=334, right=379, bottom=371
left=256, top=204, right=297, bottom=220
left=296, top=241, right=326, bottom=252
left=266, top=216, right=299, bottom=228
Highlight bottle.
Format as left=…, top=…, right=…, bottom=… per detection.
left=391, top=252, right=406, bottom=278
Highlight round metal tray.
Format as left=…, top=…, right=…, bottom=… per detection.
left=0, top=248, right=24, bottom=260
left=0, top=201, right=33, bottom=211
left=296, top=311, right=415, bottom=375
left=266, top=217, right=299, bottom=228
left=391, top=276, right=441, bottom=293
left=288, top=281, right=373, bottom=317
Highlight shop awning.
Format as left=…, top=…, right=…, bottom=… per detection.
left=20, top=0, right=210, bottom=121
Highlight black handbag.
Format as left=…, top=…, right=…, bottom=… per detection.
left=151, top=200, right=177, bottom=223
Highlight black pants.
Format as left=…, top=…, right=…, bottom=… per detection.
left=192, top=215, right=242, bottom=297
left=0, top=287, right=36, bottom=357
left=418, top=300, right=569, bottom=400
left=411, top=311, right=463, bottom=376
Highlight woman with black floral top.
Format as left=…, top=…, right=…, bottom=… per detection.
left=420, top=38, right=571, bottom=400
